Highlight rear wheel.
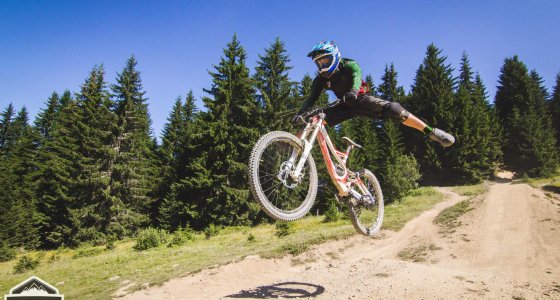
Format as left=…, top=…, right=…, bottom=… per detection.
left=348, top=169, right=384, bottom=236
left=248, top=131, right=318, bottom=221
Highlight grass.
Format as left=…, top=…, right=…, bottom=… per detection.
left=0, top=187, right=445, bottom=300
left=450, top=182, right=489, bottom=197
left=523, top=167, right=560, bottom=192
left=383, top=187, right=445, bottom=231
left=434, top=200, right=473, bottom=235
left=398, top=245, right=428, bottom=262
left=398, top=243, right=442, bottom=263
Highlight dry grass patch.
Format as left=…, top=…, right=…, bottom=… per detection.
left=434, top=200, right=473, bottom=235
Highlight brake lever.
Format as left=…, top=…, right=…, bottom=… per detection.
left=296, top=115, right=307, bottom=125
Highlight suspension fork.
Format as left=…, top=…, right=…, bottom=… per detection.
left=288, top=117, right=323, bottom=180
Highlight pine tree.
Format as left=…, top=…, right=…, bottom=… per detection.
left=298, top=74, right=314, bottom=101
left=447, top=53, right=501, bottom=182
left=0, top=107, right=41, bottom=249
left=254, top=37, right=295, bottom=132
left=35, top=98, right=82, bottom=247
left=109, top=56, right=157, bottom=237
left=550, top=73, right=560, bottom=147
left=364, top=74, right=377, bottom=96
left=495, top=56, right=558, bottom=176
left=183, top=35, right=261, bottom=228
left=158, top=91, right=200, bottom=230
left=526, top=70, right=558, bottom=175
left=377, top=64, right=420, bottom=201
left=495, top=56, right=533, bottom=127
left=156, top=97, right=185, bottom=227
left=72, top=65, right=118, bottom=243
left=406, top=44, right=457, bottom=182
left=0, top=103, right=16, bottom=155
left=473, top=74, right=503, bottom=174
left=34, top=92, right=61, bottom=140
left=59, top=90, right=72, bottom=107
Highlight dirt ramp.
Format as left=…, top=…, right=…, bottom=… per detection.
left=433, top=182, right=560, bottom=284
left=117, top=182, right=560, bottom=299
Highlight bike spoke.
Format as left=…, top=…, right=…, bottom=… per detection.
left=263, top=181, right=284, bottom=197
left=250, top=133, right=317, bottom=220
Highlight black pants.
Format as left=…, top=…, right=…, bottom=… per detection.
left=324, top=95, right=403, bottom=126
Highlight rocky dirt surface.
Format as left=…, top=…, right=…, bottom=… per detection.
left=118, top=173, right=560, bottom=299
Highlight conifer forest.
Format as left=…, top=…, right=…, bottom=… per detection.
left=1, top=35, right=559, bottom=250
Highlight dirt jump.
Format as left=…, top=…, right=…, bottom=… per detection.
left=119, top=172, right=560, bottom=299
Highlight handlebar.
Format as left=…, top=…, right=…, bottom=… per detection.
left=294, top=99, right=341, bottom=124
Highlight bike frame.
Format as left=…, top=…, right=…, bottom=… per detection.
left=289, top=113, right=368, bottom=199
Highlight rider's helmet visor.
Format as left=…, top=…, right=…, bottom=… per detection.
left=313, top=54, right=333, bottom=71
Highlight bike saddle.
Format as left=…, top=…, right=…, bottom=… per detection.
left=342, top=137, right=362, bottom=148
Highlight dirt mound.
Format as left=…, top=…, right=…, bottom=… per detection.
left=118, top=182, right=560, bottom=299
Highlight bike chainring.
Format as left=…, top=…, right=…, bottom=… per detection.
left=360, top=195, right=376, bottom=208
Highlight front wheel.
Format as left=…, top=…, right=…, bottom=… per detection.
left=348, top=169, right=384, bottom=236
left=248, top=131, right=318, bottom=221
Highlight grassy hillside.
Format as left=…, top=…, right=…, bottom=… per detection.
left=0, top=187, right=443, bottom=300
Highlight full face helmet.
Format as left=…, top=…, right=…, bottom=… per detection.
left=307, top=41, right=341, bottom=78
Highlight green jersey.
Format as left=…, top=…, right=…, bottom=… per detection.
left=301, top=58, right=363, bottom=112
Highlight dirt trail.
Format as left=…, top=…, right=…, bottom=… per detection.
left=119, top=175, right=560, bottom=299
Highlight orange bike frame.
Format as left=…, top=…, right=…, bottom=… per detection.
left=293, top=115, right=364, bottom=197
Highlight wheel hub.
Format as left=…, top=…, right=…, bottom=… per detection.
left=277, top=162, right=298, bottom=188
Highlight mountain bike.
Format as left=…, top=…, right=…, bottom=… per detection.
left=248, top=101, right=384, bottom=236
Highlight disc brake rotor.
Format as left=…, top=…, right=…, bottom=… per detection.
left=277, top=162, right=298, bottom=189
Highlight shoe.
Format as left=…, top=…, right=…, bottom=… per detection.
left=429, top=128, right=455, bottom=147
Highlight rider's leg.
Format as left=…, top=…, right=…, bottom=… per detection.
left=381, top=101, right=455, bottom=147
left=402, top=112, right=432, bottom=132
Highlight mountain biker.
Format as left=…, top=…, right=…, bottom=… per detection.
left=293, top=41, right=455, bottom=147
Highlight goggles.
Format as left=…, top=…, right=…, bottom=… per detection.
left=313, top=54, right=334, bottom=70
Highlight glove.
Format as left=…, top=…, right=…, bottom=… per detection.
left=342, top=89, right=358, bottom=103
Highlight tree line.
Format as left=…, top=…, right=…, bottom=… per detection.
left=1, top=35, right=558, bottom=250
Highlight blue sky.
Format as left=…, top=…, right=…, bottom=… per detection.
left=1, top=0, right=559, bottom=137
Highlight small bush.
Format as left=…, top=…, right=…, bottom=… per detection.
left=167, top=231, right=186, bottom=248
left=383, top=154, right=421, bottom=203
left=247, top=233, right=256, bottom=242
left=179, top=227, right=196, bottom=241
left=106, top=236, right=116, bottom=250
left=76, top=228, right=107, bottom=246
left=0, top=242, right=16, bottom=262
left=275, top=221, right=295, bottom=237
left=72, top=248, right=104, bottom=259
left=134, top=228, right=170, bottom=251
left=323, top=199, right=340, bottom=223
left=13, top=255, right=40, bottom=274
left=278, top=243, right=308, bottom=255
left=204, top=224, right=220, bottom=240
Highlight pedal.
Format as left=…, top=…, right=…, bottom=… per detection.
left=347, top=191, right=375, bottom=207
left=361, top=195, right=375, bottom=207
left=348, top=198, right=359, bottom=206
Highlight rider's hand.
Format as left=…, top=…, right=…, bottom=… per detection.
left=342, top=89, right=358, bottom=103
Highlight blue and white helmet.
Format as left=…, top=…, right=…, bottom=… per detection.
left=307, top=41, right=341, bottom=78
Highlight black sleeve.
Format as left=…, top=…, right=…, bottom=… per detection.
left=300, top=76, right=325, bottom=112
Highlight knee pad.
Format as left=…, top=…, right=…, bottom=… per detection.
left=383, top=102, right=409, bottom=121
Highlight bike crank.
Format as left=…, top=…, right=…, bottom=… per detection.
left=348, top=189, right=376, bottom=208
